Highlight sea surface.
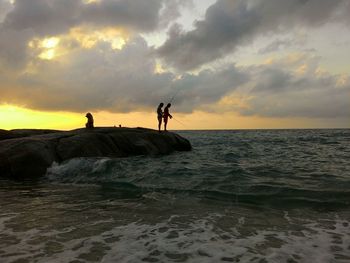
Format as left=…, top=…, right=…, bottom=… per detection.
left=1, top=129, right=350, bottom=263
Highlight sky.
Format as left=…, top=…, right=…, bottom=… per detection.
left=0, top=0, right=349, bottom=130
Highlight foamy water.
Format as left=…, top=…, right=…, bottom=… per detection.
left=1, top=129, right=350, bottom=262
left=1, top=210, right=349, bottom=262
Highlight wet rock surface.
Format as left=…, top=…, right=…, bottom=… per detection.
left=0, top=127, right=191, bottom=179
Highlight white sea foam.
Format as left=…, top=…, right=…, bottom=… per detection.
left=1, top=213, right=349, bottom=263
left=46, top=158, right=117, bottom=184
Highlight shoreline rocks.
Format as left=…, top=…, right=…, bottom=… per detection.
left=0, top=127, right=191, bottom=179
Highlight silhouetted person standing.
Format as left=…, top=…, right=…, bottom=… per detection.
left=157, top=103, right=164, bottom=132
left=163, top=103, right=172, bottom=131
left=85, top=112, right=94, bottom=128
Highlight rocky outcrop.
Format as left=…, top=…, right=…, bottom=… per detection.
left=0, top=127, right=191, bottom=179
left=0, top=129, right=60, bottom=141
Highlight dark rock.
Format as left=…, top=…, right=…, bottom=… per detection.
left=0, top=127, right=191, bottom=180
left=0, top=129, right=16, bottom=141
left=0, top=129, right=60, bottom=141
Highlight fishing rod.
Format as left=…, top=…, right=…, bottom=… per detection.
left=172, top=117, right=187, bottom=128
left=168, top=88, right=181, bottom=104
left=165, top=88, right=188, bottom=128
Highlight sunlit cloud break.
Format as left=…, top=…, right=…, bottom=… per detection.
left=0, top=0, right=349, bottom=129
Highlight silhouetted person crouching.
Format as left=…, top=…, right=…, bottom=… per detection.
left=85, top=112, right=94, bottom=128
left=163, top=103, right=172, bottom=131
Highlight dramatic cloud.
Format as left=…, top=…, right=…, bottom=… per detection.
left=0, top=0, right=184, bottom=68
left=0, top=35, right=248, bottom=113
left=160, top=0, right=194, bottom=28
left=157, top=0, right=350, bottom=70
left=0, top=0, right=12, bottom=22
left=0, top=0, right=349, bottom=124
left=257, top=37, right=309, bottom=54
left=2, top=31, right=348, bottom=119
left=232, top=56, right=350, bottom=118
left=169, top=65, right=248, bottom=112
left=3, top=0, right=164, bottom=35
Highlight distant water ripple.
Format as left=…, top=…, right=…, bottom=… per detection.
left=46, top=129, right=350, bottom=208
left=1, top=129, right=350, bottom=262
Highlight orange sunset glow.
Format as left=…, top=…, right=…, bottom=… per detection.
left=0, top=0, right=349, bottom=130
left=1, top=2, right=349, bottom=263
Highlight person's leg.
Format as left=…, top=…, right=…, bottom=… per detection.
left=158, top=117, right=162, bottom=131
left=164, top=118, right=168, bottom=131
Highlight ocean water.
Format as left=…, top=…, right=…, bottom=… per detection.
left=1, top=129, right=350, bottom=263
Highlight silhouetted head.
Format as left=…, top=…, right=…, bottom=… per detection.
left=85, top=112, right=94, bottom=128
left=167, top=103, right=171, bottom=108
left=86, top=113, right=93, bottom=120
left=159, top=103, right=164, bottom=107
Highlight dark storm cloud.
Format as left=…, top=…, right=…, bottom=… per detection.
left=2, top=32, right=348, bottom=119
left=3, top=0, right=163, bottom=35
left=159, top=0, right=194, bottom=28
left=0, top=36, right=247, bottom=113
left=170, top=66, right=248, bottom=112
left=0, top=0, right=180, bottom=68
left=8, top=37, right=171, bottom=112
left=236, top=62, right=350, bottom=118
left=81, top=0, right=163, bottom=32
left=0, top=0, right=349, bottom=121
left=3, top=0, right=83, bottom=35
left=157, top=0, right=349, bottom=70
left=0, top=27, right=33, bottom=68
